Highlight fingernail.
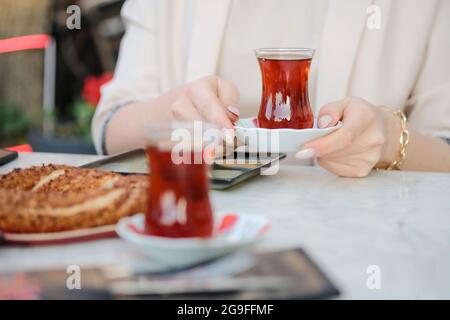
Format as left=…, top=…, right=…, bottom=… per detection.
left=295, top=148, right=316, bottom=159
left=227, top=106, right=240, bottom=117
left=318, top=115, right=332, bottom=129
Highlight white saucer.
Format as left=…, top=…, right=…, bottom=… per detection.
left=235, top=117, right=342, bottom=153
left=116, top=213, right=270, bottom=268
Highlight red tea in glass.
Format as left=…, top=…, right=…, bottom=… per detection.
left=145, top=123, right=215, bottom=238
left=256, top=48, right=314, bottom=129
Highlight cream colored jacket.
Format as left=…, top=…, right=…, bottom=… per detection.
left=93, top=0, right=450, bottom=154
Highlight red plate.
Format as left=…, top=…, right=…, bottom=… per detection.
left=1, top=225, right=117, bottom=245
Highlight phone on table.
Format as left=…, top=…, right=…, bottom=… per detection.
left=0, top=149, right=18, bottom=166
left=81, top=149, right=286, bottom=190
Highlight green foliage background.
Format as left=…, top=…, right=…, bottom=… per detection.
left=0, top=102, right=29, bottom=138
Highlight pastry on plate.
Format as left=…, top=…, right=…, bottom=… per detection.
left=0, top=165, right=148, bottom=233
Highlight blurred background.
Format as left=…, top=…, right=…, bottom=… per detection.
left=0, top=0, right=125, bottom=154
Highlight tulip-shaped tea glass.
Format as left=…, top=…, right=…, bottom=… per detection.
left=255, top=48, right=315, bottom=129
left=145, top=122, right=220, bottom=238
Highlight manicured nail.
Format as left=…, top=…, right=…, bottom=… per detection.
left=295, top=148, right=316, bottom=159
left=227, top=106, right=240, bottom=117
left=318, top=115, right=332, bottom=129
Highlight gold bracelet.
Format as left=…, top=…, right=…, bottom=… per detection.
left=380, top=107, right=410, bottom=170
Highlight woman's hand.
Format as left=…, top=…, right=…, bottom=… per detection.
left=104, top=75, right=240, bottom=154
left=296, top=97, right=401, bottom=178
left=170, top=75, right=240, bottom=129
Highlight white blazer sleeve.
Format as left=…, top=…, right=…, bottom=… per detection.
left=92, top=0, right=161, bottom=154
left=406, top=0, right=450, bottom=141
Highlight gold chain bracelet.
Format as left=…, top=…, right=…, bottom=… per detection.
left=379, top=107, right=410, bottom=170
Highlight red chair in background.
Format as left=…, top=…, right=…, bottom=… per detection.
left=5, top=145, right=33, bottom=153
left=0, top=34, right=56, bottom=152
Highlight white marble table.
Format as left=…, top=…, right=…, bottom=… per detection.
left=1, top=152, right=450, bottom=299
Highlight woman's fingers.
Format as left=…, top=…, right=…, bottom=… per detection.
left=171, top=95, right=203, bottom=121
left=316, top=99, right=347, bottom=128
left=217, top=78, right=240, bottom=123
left=299, top=98, right=371, bottom=158
left=187, top=76, right=235, bottom=129
left=299, top=126, right=356, bottom=158
left=173, top=76, right=240, bottom=129
left=296, top=96, right=387, bottom=178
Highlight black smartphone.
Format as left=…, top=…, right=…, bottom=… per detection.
left=0, top=149, right=18, bottom=166
left=211, top=151, right=286, bottom=190
left=80, top=149, right=286, bottom=190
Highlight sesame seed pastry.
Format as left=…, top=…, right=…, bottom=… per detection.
left=0, top=165, right=148, bottom=233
